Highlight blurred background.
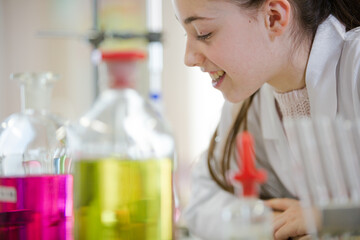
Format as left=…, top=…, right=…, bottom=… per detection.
left=0, top=0, right=224, bottom=220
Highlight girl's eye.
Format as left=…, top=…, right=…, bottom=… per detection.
left=197, top=32, right=212, bottom=41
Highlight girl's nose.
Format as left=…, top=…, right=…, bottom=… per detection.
left=184, top=40, right=205, bottom=67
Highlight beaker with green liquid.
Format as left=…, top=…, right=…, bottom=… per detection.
left=68, top=50, right=175, bottom=240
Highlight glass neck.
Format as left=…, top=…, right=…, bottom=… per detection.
left=21, top=83, right=53, bottom=112
left=103, top=61, right=137, bottom=90
left=233, top=182, right=258, bottom=199
left=107, top=77, right=135, bottom=90
left=11, top=73, right=58, bottom=112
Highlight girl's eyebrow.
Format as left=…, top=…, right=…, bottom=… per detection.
left=184, top=16, right=213, bottom=24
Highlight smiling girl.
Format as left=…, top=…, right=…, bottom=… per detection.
left=173, top=0, right=360, bottom=239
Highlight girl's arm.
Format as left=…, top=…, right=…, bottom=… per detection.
left=183, top=101, right=240, bottom=239
left=183, top=151, right=239, bottom=239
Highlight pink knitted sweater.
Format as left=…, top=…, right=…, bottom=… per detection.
left=273, top=87, right=311, bottom=120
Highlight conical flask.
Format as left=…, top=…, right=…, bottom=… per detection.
left=69, top=50, right=175, bottom=240
left=0, top=73, right=73, bottom=240
left=221, top=132, right=273, bottom=239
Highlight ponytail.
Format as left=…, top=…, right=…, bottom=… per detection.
left=236, top=0, right=360, bottom=39
left=207, top=92, right=257, bottom=193
left=292, top=0, right=360, bottom=36
left=330, top=0, right=360, bottom=30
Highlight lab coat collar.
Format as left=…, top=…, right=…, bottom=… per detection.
left=260, top=16, right=345, bottom=140
left=306, top=15, right=345, bottom=118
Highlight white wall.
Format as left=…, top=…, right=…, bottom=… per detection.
left=0, top=0, right=93, bottom=121
left=0, top=0, right=224, bottom=210
left=0, top=1, right=4, bottom=118
left=162, top=0, right=224, bottom=206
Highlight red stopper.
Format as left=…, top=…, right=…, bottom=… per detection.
left=233, top=131, right=267, bottom=197
left=99, top=50, right=146, bottom=89
left=101, top=50, right=146, bottom=62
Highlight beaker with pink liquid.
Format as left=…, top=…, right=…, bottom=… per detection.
left=0, top=73, right=73, bottom=240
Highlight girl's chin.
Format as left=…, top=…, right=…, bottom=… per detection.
left=222, top=90, right=252, bottom=103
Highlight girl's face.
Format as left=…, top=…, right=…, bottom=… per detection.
left=173, top=0, right=285, bottom=102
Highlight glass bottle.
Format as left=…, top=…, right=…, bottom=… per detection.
left=0, top=72, right=73, bottom=240
left=221, top=132, right=273, bottom=239
left=69, top=50, right=175, bottom=240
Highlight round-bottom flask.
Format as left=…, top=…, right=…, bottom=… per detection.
left=222, top=197, right=272, bottom=239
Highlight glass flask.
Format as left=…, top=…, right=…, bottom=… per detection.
left=0, top=72, right=73, bottom=240
left=221, top=132, right=273, bottom=240
left=69, top=50, right=175, bottom=240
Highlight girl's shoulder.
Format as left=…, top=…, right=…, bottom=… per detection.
left=341, top=27, right=360, bottom=62
left=344, top=26, right=360, bottom=41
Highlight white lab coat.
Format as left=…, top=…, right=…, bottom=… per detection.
left=184, top=15, right=360, bottom=239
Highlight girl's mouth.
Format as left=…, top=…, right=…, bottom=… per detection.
left=210, top=70, right=226, bottom=88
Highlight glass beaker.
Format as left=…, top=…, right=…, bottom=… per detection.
left=0, top=72, right=73, bottom=240
left=69, top=50, right=175, bottom=240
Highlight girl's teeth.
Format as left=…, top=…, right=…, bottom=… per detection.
left=210, top=70, right=225, bottom=80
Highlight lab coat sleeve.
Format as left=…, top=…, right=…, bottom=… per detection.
left=183, top=95, right=294, bottom=239
left=183, top=101, right=240, bottom=240
left=183, top=151, right=240, bottom=239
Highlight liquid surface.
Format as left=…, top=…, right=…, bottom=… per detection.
left=0, top=174, right=73, bottom=240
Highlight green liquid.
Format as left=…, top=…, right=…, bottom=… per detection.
left=73, top=158, right=173, bottom=240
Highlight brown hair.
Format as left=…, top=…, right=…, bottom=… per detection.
left=207, top=0, right=360, bottom=193
left=207, top=92, right=257, bottom=193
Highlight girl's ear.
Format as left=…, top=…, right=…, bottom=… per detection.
left=263, top=0, right=291, bottom=39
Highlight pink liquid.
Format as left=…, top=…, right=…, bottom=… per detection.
left=0, top=175, right=73, bottom=240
